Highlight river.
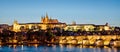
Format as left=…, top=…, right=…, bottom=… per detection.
left=0, top=44, right=119, bottom=52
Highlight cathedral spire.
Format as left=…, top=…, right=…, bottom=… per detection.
left=46, top=12, right=49, bottom=19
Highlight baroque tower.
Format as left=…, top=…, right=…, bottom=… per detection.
left=13, top=20, right=19, bottom=32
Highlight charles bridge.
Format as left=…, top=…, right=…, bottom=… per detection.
left=53, top=35, right=120, bottom=47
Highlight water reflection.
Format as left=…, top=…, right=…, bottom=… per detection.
left=0, top=44, right=120, bottom=52
left=114, top=48, right=117, bottom=52
left=21, top=45, right=23, bottom=50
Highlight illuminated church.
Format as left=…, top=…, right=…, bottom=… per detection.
left=13, top=14, right=66, bottom=32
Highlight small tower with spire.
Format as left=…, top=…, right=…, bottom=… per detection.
left=14, top=20, right=18, bottom=25
left=72, top=21, right=76, bottom=25
left=105, top=22, right=109, bottom=26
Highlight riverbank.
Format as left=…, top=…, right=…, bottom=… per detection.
left=0, top=35, right=120, bottom=47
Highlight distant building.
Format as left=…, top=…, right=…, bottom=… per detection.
left=64, top=22, right=110, bottom=31
left=95, top=23, right=110, bottom=31
left=64, top=24, right=95, bottom=31
left=0, top=24, right=9, bottom=30
left=0, top=24, right=10, bottom=33
left=13, top=14, right=66, bottom=32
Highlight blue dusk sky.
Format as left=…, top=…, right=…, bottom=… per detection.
left=0, top=0, right=120, bottom=26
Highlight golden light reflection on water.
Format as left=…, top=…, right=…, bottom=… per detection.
left=89, top=46, right=94, bottom=48
left=33, top=44, right=38, bottom=48
left=57, top=44, right=120, bottom=52
left=97, top=48, right=101, bottom=52
left=59, top=44, right=63, bottom=48
left=59, top=44, right=64, bottom=51
left=27, top=44, right=39, bottom=48
left=8, top=45, right=12, bottom=48
left=13, top=45, right=17, bottom=52
left=13, top=45, right=17, bottom=48
left=47, top=44, right=50, bottom=46
left=79, top=45, right=83, bottom=48
left=51, top=44, right=56, bottom=48
left=108, top=48, right=112, bottom=52
left=0, top=44, right=120, bottom=52
left=0, top=45, right=1, bottom=47
left=113, top=48, right=117, bottom=52
left=93, top=48, right=96, bottom=52
left=82, top=45, right=89, bottom=48
left=21, top=45, right=23, bottom=50
left=66, top=44, right=73, bottom=48
left=104, top=46, right=109, bottom=48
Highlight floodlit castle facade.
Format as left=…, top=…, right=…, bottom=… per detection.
left=13, top=14, right=66, bottom=32
left=13, top=14, right=111, bottom=32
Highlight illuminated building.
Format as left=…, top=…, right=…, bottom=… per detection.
left=64, top=22, right=110, bottom=31
left=13, top=14, right=66, bottom=32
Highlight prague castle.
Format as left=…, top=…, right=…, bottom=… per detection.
left=13, top=14, right=66, bottom=32
left=13, top=13, right=111, bottom=32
